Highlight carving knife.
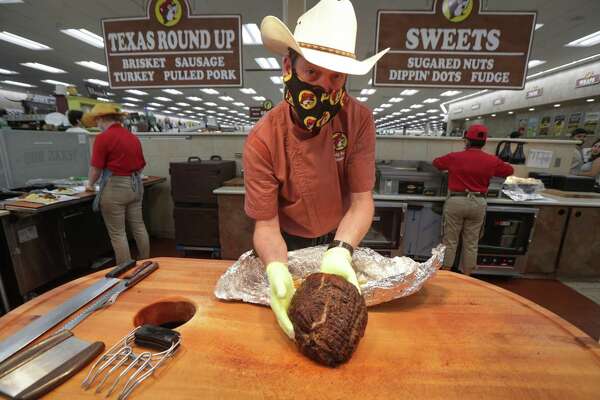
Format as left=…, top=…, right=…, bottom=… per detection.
left=0, top=259, right=136, bottom=364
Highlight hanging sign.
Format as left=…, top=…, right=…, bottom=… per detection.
left=374, top=0, right=536, bottom=89
left=102, top=0, right=242, bottom=89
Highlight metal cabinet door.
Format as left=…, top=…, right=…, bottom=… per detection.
left=557, top=207, right=600, bottom=278
left=525, top=206, right=568, bottom=274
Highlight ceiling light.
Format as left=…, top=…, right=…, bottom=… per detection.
left=20, top=62, right=66, bottom=73
left=168, top=106, right=179, bottom=111
left=410, top=104, right=424, bottom=109
left=407, top=115, right=416, bottom=119
left=355, top=97, right=367, bottom=102
left=389, top=97, right=403, bottom=103
left=161, top=88, right=182, bottom=95
left=465, top=118, right=470, bottom=121
left=60, top=28, right=104, bottom=48
left=0, top=31, right=51, bottom=50
left=554, top=104, right=561, bottom=108
left=529, top=108, right=535, bottom=111
left=200, top=88, right=219, bottom=95
left=508, top=111, right=514, bottom=115
left=154, top=96, right=172, bottom=102
left=426, top=109, right=438, bottom=113
left=218, top=106, right=229, bottom=110
left=85, top=78, right=109, bottom=86
left=242, top=23, right=262, bottom=45
left=184, top=110, right=193, bottom=114
left=228, top=110, right=237, bottom=113
left=97, top=97, right=110, bottom=102
left=121, top=102, right=137, bottom=107
left=219, top=96, right=234, bottom=101
left=41, top=79, right=73, bottom=86
left=491, top=114, right=496, bottom=117
left=205, top=102, right=217, bottom=106
left=440, top=90, right=462, bottom=97
left=270, top=76, right=283, bottom=84
left=123, top=97, right=143, bottom=102
left=587, top=98, right=595, bottom=102
left=74, top=60, right=107, bottom=72
left=0, top=67, right=18, bottom=75
left=253, top=96, right=266, bottom=101
left=381, top=103, right=392, bottom=108
left=528, top=60, right=546, bottom=69
left=400, top=89, right=419, bottom=96
left=255, top=57, right=280, bottom=69
left=176, top=102, right=190, bottom=106
left=240, top=88, right=256, bottom=94
left=374, top=108, right=384, bottom=112
left=124, top=89, right=147, bottom=96
left=186, top=96, right=202, bottom=101
left=566, top=30, right=600, bottom=47
left=193, top=106, right=204, bottom=110
left=206, top=110, right=216, bottom=114
left=163, top=110, right=173, bottom=114
left=416, top=112, right=426, bottom=116
left=360, top=88, right=376, bottom=95
left=147, top=102, right=163, bottom=107
left=423, top=98, right=439, bottom=103
left=1, top=79, right=36, bottom=87
left=233, top=102, right=245, bottom=106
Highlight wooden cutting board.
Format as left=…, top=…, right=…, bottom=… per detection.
left=544, top=188, right=600, bottom=199
left=1, top=258, right=599, bottom=399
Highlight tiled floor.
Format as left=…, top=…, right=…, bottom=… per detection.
left=149, top=238, right=600, bottom=341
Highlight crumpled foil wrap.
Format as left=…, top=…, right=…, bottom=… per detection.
left=214, top=244, right=445, bottom=307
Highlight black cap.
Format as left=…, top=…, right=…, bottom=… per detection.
left=571, top=128, right=588, bottom=137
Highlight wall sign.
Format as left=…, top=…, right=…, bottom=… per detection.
left=374, top=0, right=536, bottom=89
left=492, top=97, right=504, bottom=106
left=575, top=72, right=600, bottom=89
left=471, top=103, right=480, bottom=110
left=526, top=87, right=543, bottom=99
left=102, top=0, right=242, bottom=89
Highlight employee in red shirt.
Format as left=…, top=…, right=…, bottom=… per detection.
left=82, top=104, right=149, bottom=265
left=433, top=124, right=513, bottom=275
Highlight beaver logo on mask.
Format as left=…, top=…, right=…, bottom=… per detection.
left=284, top=67, right=345, bottom=132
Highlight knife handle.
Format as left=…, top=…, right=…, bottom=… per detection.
left=0, top=330, right=72, bottom=378
left=121, top=260, right=153, bottom=280
left=105, top=259, right=136, bottom=278
left=17, top=341, right=105, bottom=400
left=125, top=262, right=159, bottom=288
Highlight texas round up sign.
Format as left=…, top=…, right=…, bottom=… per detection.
left=102, top=0, right=242, bottom=89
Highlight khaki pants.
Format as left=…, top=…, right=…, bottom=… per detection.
left=442, top=195, right=487, bottom=275
left=100, top=176, right=150, bottom=264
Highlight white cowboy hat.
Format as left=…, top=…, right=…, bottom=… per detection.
left=261, top=0, right=389, bottom=76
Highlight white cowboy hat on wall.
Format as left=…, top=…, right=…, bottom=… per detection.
left=260, top=0, right=390, bottom=76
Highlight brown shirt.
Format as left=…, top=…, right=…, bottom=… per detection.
left=243, top=96, right=376, bottom=238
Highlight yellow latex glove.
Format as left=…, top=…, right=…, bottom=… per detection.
left=266, top=261, right=295, bottom=339
left=320, top=247, right=361, bottom=293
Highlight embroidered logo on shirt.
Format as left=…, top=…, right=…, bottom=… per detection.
left=331, top=131, right=348, bottom=162
left=298, top=90, right=317, bottom=110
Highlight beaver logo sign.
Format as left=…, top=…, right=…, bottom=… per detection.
left=374, top=0, right=536, bottom=89
left=102, top=0, right=242, bottom=89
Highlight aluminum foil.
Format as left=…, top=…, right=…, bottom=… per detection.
left=214, top=244, right=445, bottom=307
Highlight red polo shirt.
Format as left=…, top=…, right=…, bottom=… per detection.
left=90, top=123, right=146, bottom=176
left=433, top=148, right=513, bottom=193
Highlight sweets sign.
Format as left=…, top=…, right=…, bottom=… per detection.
left=374, top=0, right=536, bottom=89
left=102, top=0, right=242, bottom=89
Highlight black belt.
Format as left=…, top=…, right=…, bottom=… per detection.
left=449, top=191, right=487, bottom=197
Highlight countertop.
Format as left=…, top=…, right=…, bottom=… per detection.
left=0, top=258, right=598, bottom=399
left=214, top=185, right=600, bottom=208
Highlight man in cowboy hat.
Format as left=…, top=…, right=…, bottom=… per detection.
left=243, top=0, right=389, bottom=339
left=83, top=103, right=150, bottom=265
left=433, top=124, right=513, bottom=275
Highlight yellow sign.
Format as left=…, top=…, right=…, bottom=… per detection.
left=442, top=0, right=473, bottom=23
left=155, top=0, right=183, bottom=27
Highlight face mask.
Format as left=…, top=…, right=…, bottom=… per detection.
left=283, top=67, right=346, bottom=132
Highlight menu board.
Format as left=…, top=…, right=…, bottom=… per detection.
left=102, top=0, right=242, bottom=88
left=583, top=112, right=600, bottom=133
left=538, top=116, right=551, bottom=136
left=552, top=115, right=565, bottom=136
left=567, top=112, right=583, bottom=130
left=374, top=0, right=536, bottom=88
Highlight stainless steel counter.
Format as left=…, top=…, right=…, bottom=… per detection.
left=213, top=186, right=600, bottom=208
